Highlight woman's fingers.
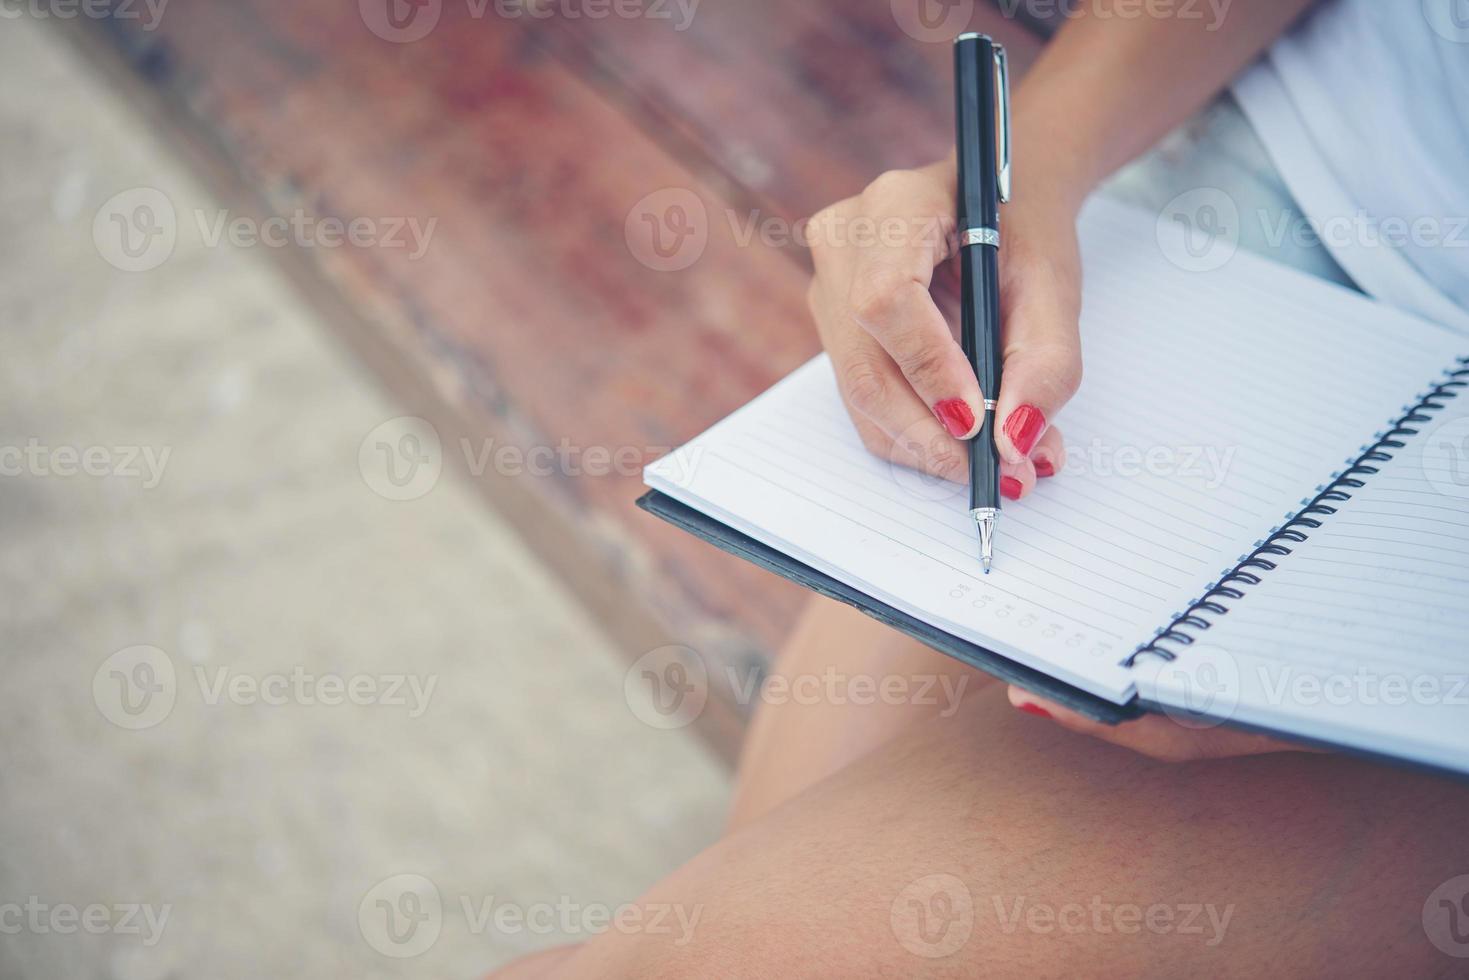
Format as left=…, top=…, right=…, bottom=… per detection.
left=839, top=341, right=968, bottom=484
left=1030, top=426, right=1066, bottom=479
left=1005, top=686, right=1320, bottom=762
left=845, top=171, right=984, bottom=441
left=807, top=164, right=1088, bottom=496
left=999, top=453, right=1035, bottom=503
left=993, top=254, right=1084, bottom=467
left=810, top=277, right=968, bottom=485
left=994, top=424, right=1067, bottom=501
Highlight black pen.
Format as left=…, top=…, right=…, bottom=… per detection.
left=954, top=32, right=1010, bottom=573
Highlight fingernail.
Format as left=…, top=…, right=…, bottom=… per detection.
left=1001, top=476, right=1022, bottom=500
left=1017, top=701, right=1052, bottom=720
left=1003, top=404, right=1047, bottom=456
left=1034, top=456, right=1055, bottom=478
left=933, top=399, right=978, bottom=439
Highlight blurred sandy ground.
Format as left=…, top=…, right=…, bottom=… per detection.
left=0, top=16, right=727, bottom=979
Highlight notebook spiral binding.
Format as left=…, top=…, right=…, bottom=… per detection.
left=1125, top=357, right=1469, bottom=668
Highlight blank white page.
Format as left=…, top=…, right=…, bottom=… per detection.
left=646, top=198, right=1466, bottom=703
left=1153, top=381, right=1469, bottom=772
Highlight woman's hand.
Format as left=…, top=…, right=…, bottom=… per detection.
left=805, top=158, right=1082, bottom=500
left=1006, top=685, right=1323, bottom=762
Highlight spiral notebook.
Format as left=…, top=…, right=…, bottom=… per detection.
left=640, top=198, right=1469, bottom=778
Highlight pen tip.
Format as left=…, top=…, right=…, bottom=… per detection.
left=974, top=510, right=997, bottom=575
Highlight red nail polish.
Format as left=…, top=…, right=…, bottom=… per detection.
left=1001, top=476, right=1022, bottom=500
left=1003, top=405, right=1047, bottom=456
left=1034, top=457, right=1055, bottom=478
left=1018, top=702, right=1052, bottom=720
left=933, top=399, right=976, bottom=439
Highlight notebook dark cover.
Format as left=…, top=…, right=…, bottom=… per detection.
left=638, top=490, right=1142, bottom=724
left=637, top=491, right=1469, bottom=781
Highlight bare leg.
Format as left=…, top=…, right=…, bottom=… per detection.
left=550, top=599, right=1469, bottom=978
left=489, top=599, right=968, bottom=978
left=728, top=599, right=995, bottom=831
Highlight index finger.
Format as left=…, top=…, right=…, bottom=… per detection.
left=845, top=171, right=985, bottom=441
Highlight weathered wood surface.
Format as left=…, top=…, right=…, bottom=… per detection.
left=73, top=0, right=1040, bottom=758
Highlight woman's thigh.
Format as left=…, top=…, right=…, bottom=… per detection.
left=727, top=598, right=996, bottom=831
left=556, top=675, right=1469, bottom=978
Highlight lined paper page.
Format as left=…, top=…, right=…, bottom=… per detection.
left=1157, top=383, right=1469, bottom=771
left=646, top=198, right=1466, bottom=703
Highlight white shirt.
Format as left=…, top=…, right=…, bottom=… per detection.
left=1233, top=0, right=1469, bottom=331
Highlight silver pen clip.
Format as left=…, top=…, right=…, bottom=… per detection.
left=994, top=44, right=1011, bottom=204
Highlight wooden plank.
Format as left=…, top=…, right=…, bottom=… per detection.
left=536, top=1, right=1042, bottom=221
left=71, top=1, right=1040, bottom=759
